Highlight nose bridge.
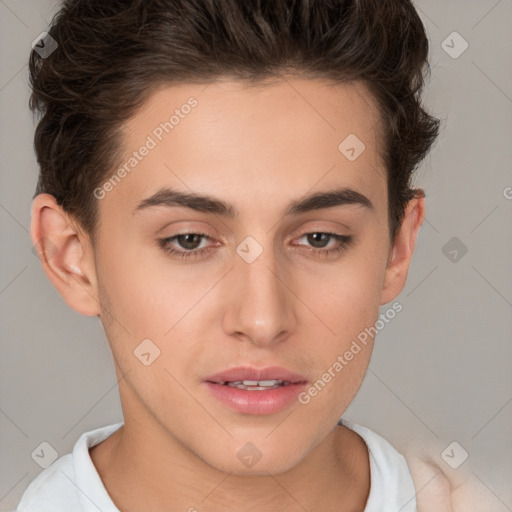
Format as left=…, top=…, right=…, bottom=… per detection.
left=223, top=237, right=296, bottom=345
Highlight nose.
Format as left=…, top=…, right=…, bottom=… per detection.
left=222, top=245, right=297, bottom=348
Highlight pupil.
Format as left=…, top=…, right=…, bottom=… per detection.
left=308, top=232, right=329, bottom=248
left=179, top=234, right=201, bottom=250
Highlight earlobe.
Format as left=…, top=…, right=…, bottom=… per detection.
left=31, top=193, right=101, bottom=316
left=380, top=194, right=425, bottom=306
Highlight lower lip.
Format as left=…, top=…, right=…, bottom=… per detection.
left=203, top=381, right=308, bottom=415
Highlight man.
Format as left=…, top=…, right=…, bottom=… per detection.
left=18, top=1, right=443, bottom=510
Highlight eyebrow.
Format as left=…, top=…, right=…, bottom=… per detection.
left=134, top=186, right=374, bottom=217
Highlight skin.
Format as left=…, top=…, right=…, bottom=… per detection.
left=406, top=447, right=499, bottom=511
left=31, top=76, right=425, bottom=512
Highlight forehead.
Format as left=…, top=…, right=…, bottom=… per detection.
left=124, top=76, right=383, bottom=151
left=108, top=77, right=387, bottom=217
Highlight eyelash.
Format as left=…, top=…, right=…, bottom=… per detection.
left=157, top=231, right=354, bottom=260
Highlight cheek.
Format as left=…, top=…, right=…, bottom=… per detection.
left=309, top=251, right=386, bottom=335
left=299, top=252, right=385, bottom=398
left=95, top=235, right=175, bottom=335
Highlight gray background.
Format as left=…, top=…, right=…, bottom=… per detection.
left=1, top=0, right=511, bottom=509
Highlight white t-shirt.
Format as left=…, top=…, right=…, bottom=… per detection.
left=16, top=419, right=417, bottom=512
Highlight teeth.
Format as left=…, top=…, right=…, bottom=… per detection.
left=242, top=380, right=259, bottom=386
left=223, top=379, right=290, bottom=390
left=257, top=380, right=282, bottom=386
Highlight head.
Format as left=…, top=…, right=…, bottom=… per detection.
left=29, top=0, right=439, bottom=475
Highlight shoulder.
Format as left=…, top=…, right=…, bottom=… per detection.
left=340, top=419, right=418, bottom=512
left=16, top=422, right=123, bottom=512
left=404, top=448, right=499, bottom=512
left=15, top=453, right=79, bottom=512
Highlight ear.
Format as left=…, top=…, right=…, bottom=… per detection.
left=380, top=193, right=425, bottom=305
left=31, top=193, right=101, bottom=316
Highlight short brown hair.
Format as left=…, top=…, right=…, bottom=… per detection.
left=28, top=0, right=440, bottom=242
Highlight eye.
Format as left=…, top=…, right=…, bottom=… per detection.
left=158, top=232, right=214, bottom=260
left=158, top=231, right=354, bottom=261
left=293, top=232, right=354, bottom=258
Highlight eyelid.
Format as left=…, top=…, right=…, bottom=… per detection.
left=301, top=219, right=351, bottom=230
left=288, top=221, right=351, bottom=241
left=159, top=228, right=353, bottom=258
left=159, top=220, right=352, bottom=243
left=155, top=218, right=222, bottom=235
left=157, top=224, right=221, bottom=243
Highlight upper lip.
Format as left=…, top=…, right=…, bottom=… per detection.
left=204, top=366, right=308, bottom=384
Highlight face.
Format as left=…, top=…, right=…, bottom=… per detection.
left=38, top=76, right=419, bottom=476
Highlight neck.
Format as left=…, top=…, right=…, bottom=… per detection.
left=90, top=414, right=370, bottom=512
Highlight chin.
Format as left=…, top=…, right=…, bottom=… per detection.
left=200, top=442, right=307, bottom=477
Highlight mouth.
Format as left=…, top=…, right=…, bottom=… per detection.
left=215, top=379, right=296, bottom=390
left=203, top=365, right=308, bottom=386
left=202, top=366, right=308, bottom=414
